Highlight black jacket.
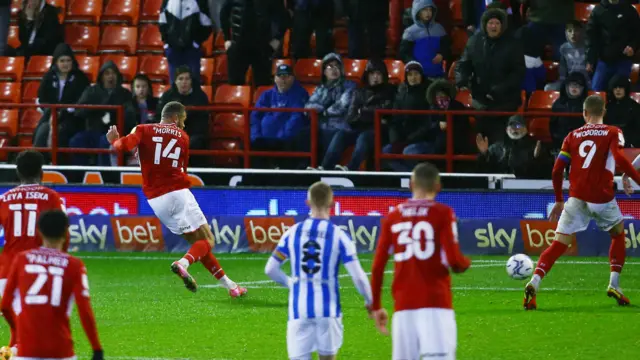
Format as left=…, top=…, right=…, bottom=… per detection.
left=15, top=3, right=63, bottom=57
left=549, top=72, right=589, bottom=148
left=455, top=8, right=525, bottom=110
left=426, top=79, right=472, bottom=153
left=346, top=59, right=396, bottom=131
left=586, top=0, right=640, bottom=65
left=160, top=0, right=213, bottom=50
left=220, top=0, right=289, bottom=46
left=76, top=61, right=137, bottom=134
left=389, top=83, right=430, bottom=144
left=605, top=74, right=640, bottom=147
left=478, top=134, right=552, bottom=179
left=37, top=43, right=90, bottom=133
left=156, top=84, right=210, bottom=137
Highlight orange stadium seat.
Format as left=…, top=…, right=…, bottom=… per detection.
left=138, top=55, right=169, bottom=83
left=102, top=0, right=140, bottom=25
left=211, top=139, right=242, bottom=167
left=294, top=58, right=323, bottom=84
left=631, top=92, right=640, bottom=104
left=282, top=29, right=290, bottom=57
left=66, top=0, right=103, bottom=24
left=24, top=56, right=53, bottom=80
left=303, top=84, right=317, bottom=96
left=0, top=109, right=18, bottom=137
left=213, top=54, right=228, bottom=83
left=455, top=89, right=473, bottom=108
left=253, top=85, right=271, bottom=105
left=99, top=25, right=138, bottom=54
left=528, top=118, right=552, bottom=142
left=0, top=136, right=10, bottom=162
left=214, top=31, right=225, bottom=52
left=214, top=85, right=251, bottom=108
left=544, top=61, right=559, bottom=83
left=0, top=82, right=21, bottom=103
left=0, top=57, right=24, bottom=82
left=201, top=85, right=213, bottom=103
left=152, top=83, right=169, bottom=98
left=575, top=3, right=596, bottom=23
left=137, top=24, right=163, bottom=53
left=17, top=135, right=32, bottom=148
left=272, top=58, right=293, bottom=75
left=631, top=63, right=640, bottom=85
left=212, top=113, right=245, bottom=139
left=19, top=109, right=40, bottom=134
left=100, top=55, right=138, bottom=83
left=141, top=0, right=162, bottom=22
left=384, top=59, right=404, bottom=85
left=334, top=27, right=349, bottom=55
left=75, top=55, right=100, bottom=83
left=65, top=25, right=100, bottom=53
left=343, top=59, right=367, bottom=85
left=200, top=58, right=214, bottom=85
left=201, top=32, right=214, bottom=57
left=21, top=81, right=40, bottom=103
left=528, top=90, right=559, bottom=110
left=7, top=25, right=19, bottom=49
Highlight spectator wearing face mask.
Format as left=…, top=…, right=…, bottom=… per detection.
left=605, top=74, right=640, bottom=147
left=549, top=72, right=589, bottom=150
left=132, top=74, right=159, bottom=125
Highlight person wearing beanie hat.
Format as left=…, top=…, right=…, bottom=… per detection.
left=604, top=74, right=640, bottom=147
left=549, top=71, right=589, bottom=150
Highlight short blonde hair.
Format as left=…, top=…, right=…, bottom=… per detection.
left=307, top=181, right=333, bottom=209
left=583, top=95, right=605, bottom=117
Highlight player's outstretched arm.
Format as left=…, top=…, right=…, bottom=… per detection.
left=441, top=209, right=471, bottom=273
left=108, top=125, right=142, bottom=153
left=264, top=257, right=290, bottom=288
left=73, top=264, right=103, bottom=358
left=613, top=145, right=640, bottom=186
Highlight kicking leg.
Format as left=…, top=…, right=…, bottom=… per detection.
left=607, top=222, right=630, bottom=305
left=524, top=233, right=571, bottom=310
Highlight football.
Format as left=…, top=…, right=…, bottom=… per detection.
left=0, top=346, right=12, bottom=360
left=506, top=254, right=534, bottom=280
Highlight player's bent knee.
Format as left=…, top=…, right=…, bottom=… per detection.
left=609, top=221, right=625, bottom=236
left=318, top=355, right=337, bottom=360
left=555, top=233, right=573, bottom=245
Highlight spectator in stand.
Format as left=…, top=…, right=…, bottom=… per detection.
left=549, top=72, right=589, bottom=150
left=516, top=17, right=547, bottom=95
left=521, top=0, right=575, bottom=61
left=220, top=0, right=289, bottom=86
left=586, top=0, right=640, bottom=91
left=72, top=61, right=137, bottom=166
left=399, top=0, right=450, bottom=80
left=427, top=79, right=473, bottom=154
left=304, top=53, right=356, bottom=170
left=250, top=64, right=309, bottom=169
left=9, top=0, right=63, bottom=59
left=32, top=43, right=90, bottom=159
left=455, top=7, right=525, bottom=142
left=345, top=0, right=389, bottom=59
left=462, top=0, right=521, bottom=34
left=159, top=0, right=213, bottom=82
left=476, top=115, right=553, bottom=178
left=605, top=74, right=640, bottom=147
left=545, top=21, right=588, bottom=91
left=156, top=66, right=210, bottom=167
left=289, top=0, right=334, bottom=59
left=132, top=74, right=159, bottom=125
left=321, top=59, right=395, bottom=171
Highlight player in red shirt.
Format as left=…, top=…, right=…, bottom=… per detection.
left=524, top=95, right=640, bottom=310
left=370, top=163, right=471, bottom=360
left=1, top=210, right=103, bottom=360
left=106, top=101, right=246, bottom=297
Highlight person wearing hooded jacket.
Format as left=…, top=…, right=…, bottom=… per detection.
left=32, top=43, right=90, bottom=154
left=10, top=0, right=63, bottom=59
left=605, top=74, right=640, bottom=147
left=549, top=71, right=589, bottom=150
left=321, top=59, right=396, bottom=171
left=72, top=61, right=137, bottom=166
left=399, top=0, right=450, bottom=79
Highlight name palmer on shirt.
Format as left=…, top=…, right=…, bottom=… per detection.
left=1, top=191, right=49, bottom=202
left=26, top=253, right=70, bottom=268
left=153, top=126, right=182, bottom=137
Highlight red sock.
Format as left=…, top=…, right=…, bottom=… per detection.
left=609, top=232, right=626, bottom=273
left=9, top=327, right=15, bottom=347
left=201, top=253, right=226, bottom=280
left=183, top=240, right=211, bottom=265
left=534, top=241, right=568, bottom=279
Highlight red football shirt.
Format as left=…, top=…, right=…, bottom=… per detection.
left=370, top=199, right=471, bottom=312
left=111, top=123, right=191, bottom=199
left=0, top=184, right=65, bottom=279
left=0, top=247, right=101, bottom=358
left=560, top=124, right=625, bottom=204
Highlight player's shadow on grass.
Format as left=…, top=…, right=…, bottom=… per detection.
left=532, top=303, right=640, bottom=313
left=211, top=297, right=288, bottom=309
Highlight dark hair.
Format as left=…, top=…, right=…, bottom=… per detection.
left=16, top=151, right=44, bottom=183
left=412, top=162, right=440, bottom=192
left=38, top=210, right=69, bottom=240
left=161, top=101, right=186, bottom=120
left=132, top=73, right=152, bottom=87
left=174, top=66, right=192, bottom=82
left=566, top=20, right=583, bottom=30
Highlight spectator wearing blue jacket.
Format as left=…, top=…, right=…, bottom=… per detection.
left=251, top=64, right=309, bottom=168
left=399, top=0, right=450, bottom=79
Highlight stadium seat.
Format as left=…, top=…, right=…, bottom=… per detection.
left=211, top=139, right=242, bottom=167
left=75, top=55, right=100, bottom=83
left=589, top=91, right=606, bottom=102
left=137, top=24, right=163, bottom=53
left=272, top=58, right=293, bottom=75
left=24, top=56, right=53, bottom=80
left=575, top=3, right=596, bottom=23
left=66, top=0, right=103, bottom=24
left=212, top=113, right=245, bottom=139
left=21, top=81, right=40, bottom=103
left=10, top=0, right=19, bottom=19
left=334, top=27, right=349, bottom=55
left=450, top=26, right=468, bottom=57
left=544, top=61, right=559, bottom=83
left=49, top=0, right=66, bottom=23
left=19, top=109, right=40, bottom=134
left=141, top=0, right=162, bottom=22
left=100, top=55, right=138, bottom=82
left=65, top=24, right=100, bottom=53
left=201, top=32, right=214, bottom=57
left=0, top=136, right=10, bottom=162
left=455, top=89, right=473, bottom=108
left=214, top=31, right=225, bottom=52
left=200, top=58, right=214, bottom=85
left=450, top=0, right=462, bottom=24
left=0, top=57, right=24, bottom=82
left=102, top=0, right=140, bottom=25
left=528, top=91, right=560, bottom=110
left=201, top=85, right=213, bottom=103
left=17, top=135, right=32, bottom=148
left=528, top=118, right=552, bottom=142
left=99, top=25, right=138, bottom=54
left=448, top=60, right=457, bottom=81
left=303, top=84, right=317, bottom=96
left=253, top=85, right=271, bottom=105
left=343, top=59, right=367, bottom=85
left=0, top=82, right=20, bottom=103
left=151, top=83, right=169, bottom=98
left=0, top=109, right=18, bottom=137
left=213, top=54, right=228, bottom=83
left=631, top=92, right=640, bottom=104
left=138, top=55, right=169, bottom=83
left=631, top=64, right=640, bottom=85
left=7, top=25, right=19, bottom=49
left=294, top=58, right=323, bottom=84
left=214, top=85, right=251, bottom=108
left=384, top=59, right=404, bottom=85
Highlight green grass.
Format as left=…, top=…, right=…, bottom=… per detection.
left=2, top=252, right=640, bottom=359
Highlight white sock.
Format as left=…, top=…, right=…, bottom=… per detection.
left=530, top=274, right=541, bottom=289
left=219, top=275, right=237, bottom=290
left=177, top=258, right=190, bottom=269
left=610, top=272, right=620, bottom=289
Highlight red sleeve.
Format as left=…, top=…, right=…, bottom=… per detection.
left=370, top=215, right=393, bottom=311
left=73, top=261, right=102, bottom=352
left=111, top=126, right=143, bottom=153
left=1, top=256, right=21, bottom=332
left=49, top=191, right=70, bottom=252
left=440, top=208, right=471, bottom=273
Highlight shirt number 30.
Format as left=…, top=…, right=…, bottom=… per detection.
left=391, top=221, right=435, bottom=262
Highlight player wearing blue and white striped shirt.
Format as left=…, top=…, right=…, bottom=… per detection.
left=265, top=181, right=373, bottom=360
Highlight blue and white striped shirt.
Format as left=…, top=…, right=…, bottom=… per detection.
left=272, top=218, right=357, bottom=320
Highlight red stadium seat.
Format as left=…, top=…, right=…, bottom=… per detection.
left=214, top=85, right=251, bottom=108
left=0, top=135, right=10, bottom=162
left=631, top=92, right=640, bottom=104
left=214, top=31, right=225, bottom=52
left=141, top=0, right=162, bottom=22
left=334, top=27, right=349, bottom=55
left=631, top=64, right=640, bottom=85
left=200, top=58, right=214, bottom=85
left=152, top=83, right=169, bottom=98
left=102, top=0, right=140, bottom=25
left=450, top=0, right=462, bottom=24
left=0, top=57, right=24, bottom=82
left=528, top=91, right=559, bottom=110
left=213, top=54, right=228, bottom=83
left=99, top=25, right=138, bottom=54
left=528, top=118, right=552, bottom=142
left=0, top=109, right=18, bottom=137
left=100, top=55, right=138, bottom=83
left=0, top=82, right=20, bottom=103
left=211, top=139, right=242, bottom=167
left=17, top=135, right=32, bottom=148
left=75, top=55, right=100, bottom=83
left=384, top=59, right=404, bottom=85
left=575, top=3, right=596, bottom=23
left=7, top=25, right=20, bottom=50
left=303, top=84, right=317, bottom=96
left=137, top=24, right=163, bottom=53
left=253, top=85, right=271, bottom=105
left=294, top=58, right=323, bottom=84
left=138, top=55, right=169, bottom=83
left=589, top=91, right=607, bottom=102
left=450, top=26, right=468, bottom=57
left=212, top=113, right=245, bottom=139
left=24, top=56, right=53, bottom=80
left=21, top=81, right=40, bottom=103
left=66, top=0, right=103, bottom=24
left=201, top=32, right=214, bottom=57
left=272, top=58, right=293, bottom=75
left=455, top=89, right=473, bottom=108
left=201, top=85, right=213, bottom=103
left=10, top=0, right=19, bottom=20
left=65, top=25, right=100, bottom=53
left=19, top=109, right=40, bottom=134
left=544, top=61, right=559, bottom=83
left=343, top=59, right=367, bottom=84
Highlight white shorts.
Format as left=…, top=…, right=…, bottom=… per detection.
left=392, top=308, right=457, bottom=360
left=147, top=189, right=207, bottom=235
left=556, top=197, right=623, bottom=235
left=287, top=317, right=343, bottom=359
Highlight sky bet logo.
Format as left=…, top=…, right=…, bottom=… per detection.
left=474, top=223, right=517, bottom=254
left=111, top=217, right=165, bottom=252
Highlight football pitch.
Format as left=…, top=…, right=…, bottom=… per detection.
left=2, top=253, right=639, bottom=360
